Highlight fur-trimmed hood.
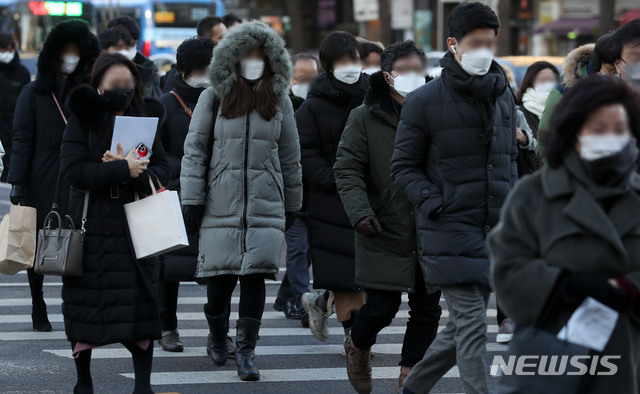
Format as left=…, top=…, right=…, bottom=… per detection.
left=36, top=20, right=101, bottom=93
left=562, top=43, right=595, bottom=88
left=67, top=84, right=165, bottom=128
left=208, top=21, right=292, bottom=99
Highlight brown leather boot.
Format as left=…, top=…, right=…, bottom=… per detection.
left=395, top=366, right=412, bottom=393
left=344, top=336, right=372, bottom=394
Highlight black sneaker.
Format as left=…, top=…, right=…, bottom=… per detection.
left=273, top=297, right=301, bottom=319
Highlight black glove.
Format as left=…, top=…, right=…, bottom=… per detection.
left=182, top=205, right=205, bottom=235
left=355, top=215, right=383, bottom=238
left=9, top=184, right=23, bottom=205
left=560, top=271, right=627, bottom=310
left=285, top=211, right=296, bottom=231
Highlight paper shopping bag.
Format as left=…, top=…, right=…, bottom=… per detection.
left=0, top=205, right=37, bottom=275
left=124, top=190, right=189, bottom=259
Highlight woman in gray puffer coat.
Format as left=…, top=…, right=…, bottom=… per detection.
left=180, top=21, right=302, bottom=382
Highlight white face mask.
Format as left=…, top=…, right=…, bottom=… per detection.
left=117, top=47, right=137, bottom=61
left=451, top=40, right=494, bottom=76
left=534, top=81, right=556, bottom=94
left=0, top=51, right=14, bottom=64
left=60, top=54, right=80, bottom=74
left=579, top=134, right=632, bottom=161
left=362, top=67, right=380, bottom=75
left=240, top=59, right=265, bottom=81
left=333, top=64, right=362, bottom=84
left=185, top=76, right=210, bottom=88
left=622, top=62, right=640, bottom=91
left=291, top=83, right=309, bottom=100
left=389, top=72, right=425, bottom=97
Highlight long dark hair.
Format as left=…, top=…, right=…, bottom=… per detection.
left=89, top=53, right=146, bottom=114
left=544, top=75, right=640, bottom=168
left=220, top=55, right=278, bottom=121
left=516, top=61, right=560, bottom=104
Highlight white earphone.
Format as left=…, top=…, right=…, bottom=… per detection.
left=450, top=45, right=457, bottom=54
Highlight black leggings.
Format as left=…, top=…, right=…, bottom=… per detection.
left=71, top=341, right=154, bottom=394
left=207, top=274, right=266, bottom=320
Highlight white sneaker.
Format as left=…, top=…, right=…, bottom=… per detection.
left=301, top=292, right=329, bottom=341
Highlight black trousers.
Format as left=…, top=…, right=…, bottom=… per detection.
left=158, top=280, right=179, bottom=331
left=207, top=274, right=266, bottom=320
left=351, top=266, right=442, bottom=367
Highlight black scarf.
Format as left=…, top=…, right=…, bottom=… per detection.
left=326, top=73, right=367, bottom=108
left=440, top=52, right=508, bottom=145
left=172, top=72, right=206, bottom=103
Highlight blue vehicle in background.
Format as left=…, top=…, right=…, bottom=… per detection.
left=93, top=0, right=225, bottom=56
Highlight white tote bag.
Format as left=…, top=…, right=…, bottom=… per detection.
left=124, top=180, right=189, bottom=259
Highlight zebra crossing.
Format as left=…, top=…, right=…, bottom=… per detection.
left=0, top=267, right=508, bottom=393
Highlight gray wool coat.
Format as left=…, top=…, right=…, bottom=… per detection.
left=180, top=22, right=302, bottom=279
left=488, top=151, right=640, bottom=392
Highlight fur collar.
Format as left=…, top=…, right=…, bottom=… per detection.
left=208, top=21, right=292, bottom=100
left=562, top=44, right=595, bottom=89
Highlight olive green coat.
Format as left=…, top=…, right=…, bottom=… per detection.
left=334, top=74, right=420, bottom=292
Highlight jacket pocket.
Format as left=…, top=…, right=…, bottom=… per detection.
left=208, top=160, right=240, bottom=217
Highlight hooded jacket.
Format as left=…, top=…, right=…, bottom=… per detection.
left=8, top=20, right=100, bottom=228
left=391, top=52, right=517, bottom=289
left=181, top=21, right=302, bottom=279
left=539, top=44, right=595, bottom=140
left=134, top=52, right=161, bottom=98
left=60, top=84, right=169, bottom=345
left=295, top=70, right=369, bottom=292
left=0, top=51, right=30, bottom=182
left=334, top=72, right=421, bottom=292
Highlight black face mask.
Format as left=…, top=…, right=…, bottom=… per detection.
left=582, top=138, right=639, bottom=189
left=102, top=88, right=134, bottom=111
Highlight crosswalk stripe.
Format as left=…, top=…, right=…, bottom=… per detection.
left=0, top=308, right=496, bottom=324
left=12, top=267, right=295, bottom=275
left=0, top=295, right=420, bottom=306
left=44, top=342, right=510, bottom=359
left=0, top=325, right=500, bottom=341
left=122, top=366, right=463, bottom=384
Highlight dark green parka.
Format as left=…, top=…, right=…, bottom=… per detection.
left=334, top=72, right=420, bottom=293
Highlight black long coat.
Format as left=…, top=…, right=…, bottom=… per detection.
left=60, top=85, right=169, bottom=345
left=8, top=79, right=73, bottom=227
left=296, top=72, right=368, bottom=291
left=391, top=53, right=518, bottom=289
left=0, top=53, right=30, bottom=182
left=157, top=73, right=204, bottom=281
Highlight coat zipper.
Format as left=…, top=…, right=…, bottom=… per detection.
left=241, top=112, right=250, bottom=254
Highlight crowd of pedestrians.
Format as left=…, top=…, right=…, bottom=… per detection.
left=1, top=2, right=639, bottom=393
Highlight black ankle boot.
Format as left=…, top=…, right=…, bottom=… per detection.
left=32, top=301, right=52, bottom=332
left=73, top=385, right=94, bottom=394
left=204, top=304, right=229, bottom=366
left=235, top=317, right=261, bottom=381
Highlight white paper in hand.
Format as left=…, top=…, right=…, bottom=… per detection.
left=110, top=116, right=159, bottom=159
left=557, top=297, right=619, bottom=352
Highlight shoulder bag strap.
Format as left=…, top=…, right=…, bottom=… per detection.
left=80, top=190, right=89, bottom=235
left=51, top=92, right=67, bottom=125
left=49, top=92, right=68, bottom=211
left=170, top=90, right=193, bottom=118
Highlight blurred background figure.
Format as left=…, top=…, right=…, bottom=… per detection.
left=223, top=13, right=243, bottom=29
left=613, top=19, right=640, bottom=91
left=359, top=40, right=384, bottom=75
left=0, top=32, right=30, bottom=183
left=157, top=36, right=214, bottom=353
left=516, top=61, right=561, bottom=140
left=107, top=16, right=161, bottom=98
left=197, top=16, right=227, bottom=45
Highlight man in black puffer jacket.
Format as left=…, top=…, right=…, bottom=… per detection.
left=392, top=3, right=517, bottom=393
